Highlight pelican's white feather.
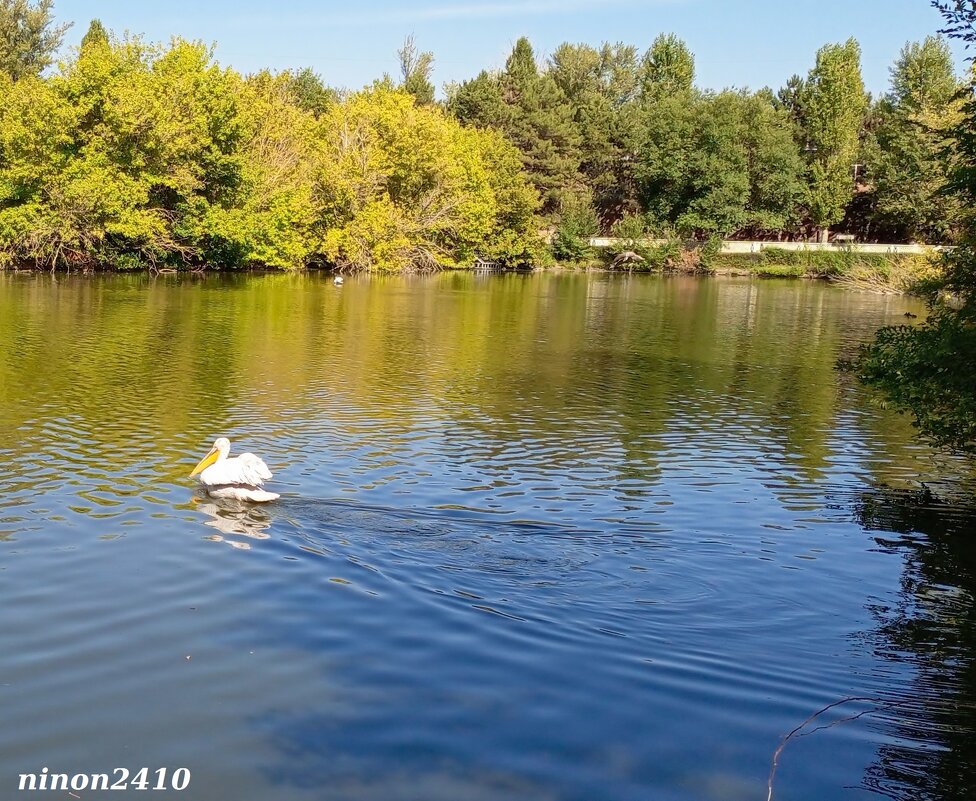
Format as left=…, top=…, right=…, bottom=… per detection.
left=190, top=438, right=280, bottom=503
left=205, top=486, right=280, bottom=503
left=200, top=453, right=273, bottom=488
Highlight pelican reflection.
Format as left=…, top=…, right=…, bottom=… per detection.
left=194, top=496, right=274, bottom=550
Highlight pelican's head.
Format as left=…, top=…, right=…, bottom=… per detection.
left=190, top=437, right=231, bottom=477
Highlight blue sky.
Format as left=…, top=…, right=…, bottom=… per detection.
left=53, top=0, right=966, bottom=97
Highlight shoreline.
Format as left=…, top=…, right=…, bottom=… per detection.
left=0, top=258, right=935, bottom=294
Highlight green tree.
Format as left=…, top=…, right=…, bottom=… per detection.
left=0, top=33, right=321, bottom=270
left=635, top=90, right=804, bottom=236
left=79, top=18, right=107, bottom=52
left=446, top=70, right=509, bottom=130
left=775, top=73, right=812, bottom=160
left=282, top=67, right=336, bottom=117
left=398, top=34, right=435, bottom=106
left=449, top=37, right=581, bottom=216
left=501, top=38, right=583, bottom=214
left=0, top=0, right=69, bottom=80
left=0, top=26, right=542, bottom=273
left=505, top=36, right=537, bottom=86
left=551, top=188, right=599, bottom=261
left=639, top=33, right=695, bottom=101
left=804, top=38, right=867, bottom=240
left=317, top=86, right=539, bottom=271
left=549, top=42, right=641, bottom=224
left=890, top=35, right=959, bottom=109
left=864, top=37, right=963, bottom=243
left=776, top=74, right=810, bottom=121
left=856, top=2, right=976, bottom=453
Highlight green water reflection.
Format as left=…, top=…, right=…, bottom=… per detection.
left=0, top=270, right=944, bottom=485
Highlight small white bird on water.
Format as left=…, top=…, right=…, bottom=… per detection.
left=189, top=437, right=280, bottom=503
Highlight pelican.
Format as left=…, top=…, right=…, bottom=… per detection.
left=333, top=274, right=344, bottom=286
left=189, top=437, right=280, bottom=503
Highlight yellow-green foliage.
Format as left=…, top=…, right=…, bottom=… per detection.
left=317, top=87, right=539, bottom=272
left=0, top=37, right=540, bottom=272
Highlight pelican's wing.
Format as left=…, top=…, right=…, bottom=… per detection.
left=236, top=453, right=273, bottom=486
left=202, top=454, right=272, bottom=487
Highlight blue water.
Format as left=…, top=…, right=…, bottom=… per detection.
left=1, top=272, right=973, bottom=801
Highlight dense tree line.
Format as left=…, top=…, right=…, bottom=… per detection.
left=857, top=0, right=976, bottom=455
left=0, top=0, right=969, bottom=272
left=449, top=32, right=966, bottom=250
left=0, top=7, right=539, bottom=271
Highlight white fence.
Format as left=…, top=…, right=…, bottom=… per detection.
left=588, top=237, right=945, bottom=256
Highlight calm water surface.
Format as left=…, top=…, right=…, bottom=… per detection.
left=1, top=272, right=975, bottom=801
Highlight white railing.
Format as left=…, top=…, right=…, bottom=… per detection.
left=588, top=237, right=947, bottom=255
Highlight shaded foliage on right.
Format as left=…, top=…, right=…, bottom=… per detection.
left=855, top=1, right=976, bottom=455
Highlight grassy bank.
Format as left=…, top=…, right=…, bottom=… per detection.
left=594, top=244, right=941, bottom=293
left=713, top=249, right=940, bottom=293
left=2, top=242, right=940, bottom=296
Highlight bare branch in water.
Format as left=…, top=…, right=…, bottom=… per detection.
left=766, top=696, right=880, bottom=801
left=795, top=707, right=878, bottom=739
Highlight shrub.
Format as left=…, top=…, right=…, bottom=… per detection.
left=551, top=192, right=599, bottom=262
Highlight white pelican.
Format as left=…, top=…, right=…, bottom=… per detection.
left=189, top=437, right=280, bottom=503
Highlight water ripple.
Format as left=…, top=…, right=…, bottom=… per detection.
left=1, top=273, right=973, bottom=801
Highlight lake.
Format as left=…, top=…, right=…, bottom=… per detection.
left=1, top=271, right=974, bottom=801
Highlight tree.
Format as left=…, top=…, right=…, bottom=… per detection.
left=856, top=2, right=976, bottom=453
left=0, top=0, right=69, bottom=79
left=0, top=33, right=321, bottom=270
left=449, top=37, right=582, bottom=216
left=282, top=67, right=336, bottom=117
left=505, top=36, right=537, bottom=86
left=804, top=38, right=867, bottom=240
left=551, top=188, right=599, bottom=261
left=11, top=15, right=967, bottom=275
left=317, top=87, right=539, bottom=271
left=549, top=42, right=641, bottom=224
left=446, top=70, right=510, bottom=130
left=863, top=37, right=963, bottom=243
left=639, top=33, right=695, bottom=101
left=890, top=35, right=959, bottom=110
left=635, top=90, right=805, bottom=236
left=79, top=18, right=107, bottom=52
left=775, top=73, right=812, bottom=157
left=776, top=74, right=810, bottom=120
left=398, top=34, right=435, bottom=106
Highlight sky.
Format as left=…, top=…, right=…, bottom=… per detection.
left=52, top=0, right=969, bottom=97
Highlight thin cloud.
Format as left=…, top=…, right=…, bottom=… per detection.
left=410, top=0, right=678, bottom=21
left=235, top=0, right=687, bottom=27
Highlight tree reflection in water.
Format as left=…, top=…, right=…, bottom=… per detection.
left=852, top=485, right=976, bottom=801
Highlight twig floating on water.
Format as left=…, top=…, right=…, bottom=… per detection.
left=767, top=696, right=880, bottom=801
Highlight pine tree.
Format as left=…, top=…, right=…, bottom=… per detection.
left=451, top=37, right=582, bottom=216
left=549, top=42, right=641, bottom=224
left=79, top=18, right=107, bottom=52
left=639, top=33, right=695, bottom=101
